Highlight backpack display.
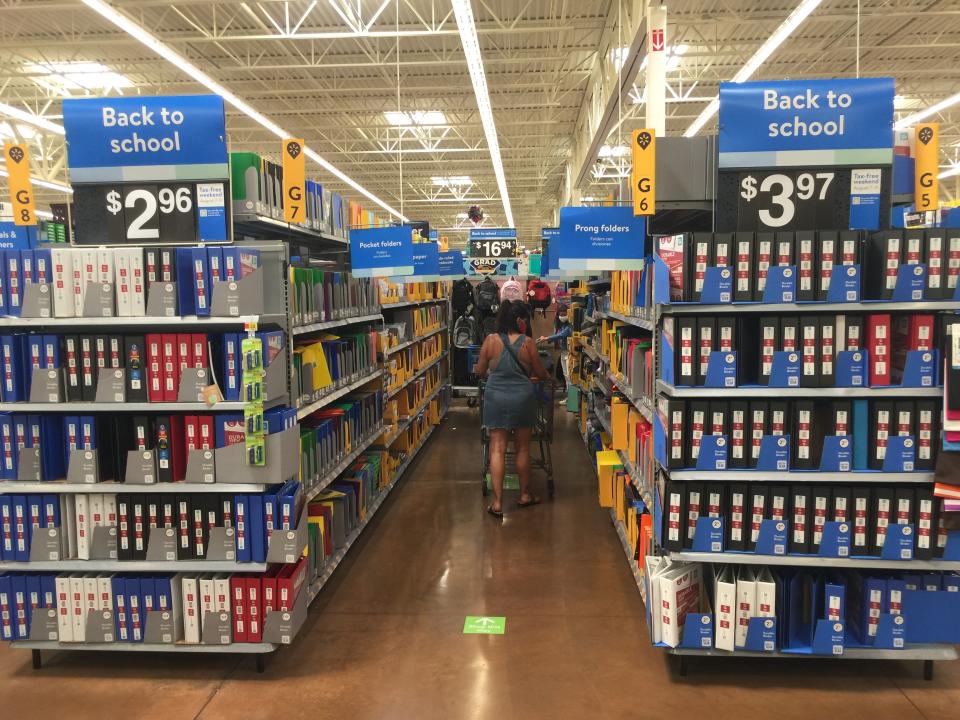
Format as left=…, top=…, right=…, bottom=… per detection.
left=452, top=278, right=474, bottom=314
left=528, top=279, right=552, bottom=309
left=481, top=315, right=498, bottom=339
left=453, top=314, right=478, bottom=348
left=476, top=278, right=499, bottom=313
left=499, top=278, right=524, bottom=302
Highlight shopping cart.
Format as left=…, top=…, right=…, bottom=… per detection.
left=478, top=377, right=555, bottom=498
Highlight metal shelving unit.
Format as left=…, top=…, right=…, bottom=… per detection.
left=657, top=379, right=941, bottom=399
left=608, top=371, right=653, bottom=422
left=383, top=324, right=447, bottom=356
left=292, top=312, right=383, bottom=336
left=385, top=351, right=449, bottom=400
left=0, top=398, right=287, bottom=413
left=0, top=314, right=287, bottom=329
left=381, top=382, right=450, bottom=446
left=296, top=369, right=382, bottom=420
left=0, top=559, right=266, bottom=572
left=660, top=300, right=960, bottom=315
left=0, top=480, right=275, bottom=494
left=381, top=297, right=447, bottom=309
left=664, top=469, right=936, bottom=483
left=233, top=213, right=348, bottom=247
left=669, top=551, right=960, bottom=571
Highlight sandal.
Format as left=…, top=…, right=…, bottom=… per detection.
left=487, top=506, right=504, bottom=519
left=517, top=495, right=541, bottom=508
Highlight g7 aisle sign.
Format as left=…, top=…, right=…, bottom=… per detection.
left=282, top=138, right=306, bottom=223
left=719, top=78, right=894, bottom=168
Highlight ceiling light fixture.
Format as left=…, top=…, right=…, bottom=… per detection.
left=80, top=0, right=407, bottom=222
left=940, top=165, right=960, bottom=180
left=0, top=167, right=73, bottom=194
left=451, top=0, right=514, bottom=228
left=684, top=0, right=824, bottom=137
left=384, top=110, right=447, bottom=127
left=0, top=102, right=65, bottom=136
left=895, top=90, right=960, bottom=129
left=431, top=176, right=472, bottom=186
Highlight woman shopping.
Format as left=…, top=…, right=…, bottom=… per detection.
left=473, top=300, right=550, bottom=518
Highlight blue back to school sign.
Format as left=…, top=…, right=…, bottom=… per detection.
left=62, top=94, right=228, bottom=182
left=719, top=78, right=894, bottom=168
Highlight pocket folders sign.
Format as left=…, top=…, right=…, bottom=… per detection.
left=349, top=225, right=415, bottom=278
left=556, top=205, right=646, bottom=271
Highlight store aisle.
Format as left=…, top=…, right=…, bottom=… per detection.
left=1, top=403, right=958, bottom=719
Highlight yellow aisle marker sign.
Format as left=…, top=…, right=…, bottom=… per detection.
left=4, top=143, right=36, bottom=226
left=915, top=123, right=939, bottom=212
left=631, top=129, right=655, bottom=216
left=282, top=138, right=306, bottom=223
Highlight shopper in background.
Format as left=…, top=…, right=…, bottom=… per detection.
left=538, top=304, right=571, bottom=394
left=474, top=300, right=549, bottom=518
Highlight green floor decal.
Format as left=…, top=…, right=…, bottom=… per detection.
left=484, top=473, right=519, bottom=490
left=463, top=616, right=506, bottom=635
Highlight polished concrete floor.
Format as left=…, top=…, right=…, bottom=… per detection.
left=1, top=403, right=957, bottom=719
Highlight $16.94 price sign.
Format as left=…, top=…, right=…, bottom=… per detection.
left=72, top=181, right=226, bottom=244
left=717, top=168, right=854, bottom=232
left=471, top=238, right=517, bottom=259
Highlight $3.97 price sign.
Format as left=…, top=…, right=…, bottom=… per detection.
left=72, top=182, right=221, bottom=244
left=471, top=238, right=516, bottom=259
left=718, top=168, right=854, bottom=232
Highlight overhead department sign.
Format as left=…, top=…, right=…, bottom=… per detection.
left=718, top=78, right=894, bottom=168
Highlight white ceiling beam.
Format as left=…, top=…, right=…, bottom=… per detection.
left=78, top=0, right=407, bottom=222
left=562, top=0, right=647, bottom=202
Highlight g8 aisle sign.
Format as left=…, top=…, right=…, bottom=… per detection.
left=62, top=95, right=229, bottom=244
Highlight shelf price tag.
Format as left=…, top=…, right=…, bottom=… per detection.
left=282, top=138, right=306, bottom=223
left=3, top=143, right=36, bottom=226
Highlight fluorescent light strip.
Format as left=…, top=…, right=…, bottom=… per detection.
left=940, top=165, right=960, bottom=180
left=895, top=90, right=960, bottom=129
left=451, top=0, right=513, bottom=228
left=81, top=0, right=407, bottom=222
left=684, top=0, right=823, bottom=137
left=0, top=167, right=73, bottom=194
left=0, top=102, right=65, bottom=135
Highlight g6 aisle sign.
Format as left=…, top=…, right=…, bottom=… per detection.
left=631, top=129, right=655, bottom=216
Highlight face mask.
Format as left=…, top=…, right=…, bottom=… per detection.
left=517, top=319, right=527, bottom=333
left=558, top=316, right=568, bottom=324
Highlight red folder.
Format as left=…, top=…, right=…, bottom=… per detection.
left=867, top=314, right=891, bottom=386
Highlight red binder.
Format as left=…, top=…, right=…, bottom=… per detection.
left=866, top=314, right=891, bottom=386
left=230, top=576, right=247, bottom=643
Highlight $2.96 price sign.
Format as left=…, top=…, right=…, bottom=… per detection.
left=73, top=182, right=221, bottom=244
left=471, top=238, right=516, bottom=259
left=719, top=168, right=852, bottom=232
